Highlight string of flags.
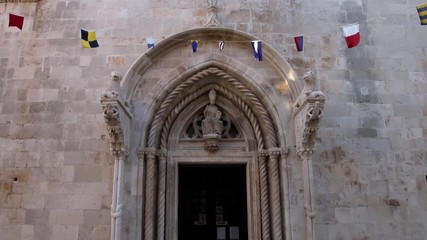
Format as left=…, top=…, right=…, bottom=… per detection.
left=4, top=2, right=427, bottom=54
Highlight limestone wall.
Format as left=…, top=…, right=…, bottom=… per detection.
left=0, top=0, right=426, bottom=239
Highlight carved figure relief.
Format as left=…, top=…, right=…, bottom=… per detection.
left=201, top=90, right=223, bottom=151
left=202, top=90, right=223, bottom=136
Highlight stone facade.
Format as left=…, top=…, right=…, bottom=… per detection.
left=0, top=0, right=426, bottom=240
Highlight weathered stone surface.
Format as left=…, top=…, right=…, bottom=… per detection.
left=1, top=0, right=427, bottom=239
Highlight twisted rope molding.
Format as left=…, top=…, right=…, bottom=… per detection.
left=258, top=154, right=271, bottom=240
left=144, top=152, right=157, bottom=240
left=148, top=67, right=278, bottom=149
left=209, top=68, right=277, bottom=147
left=159, top=84, right=264, bottom=149
left=157, top=154, right=167, bottom=240
left=268, top=155, right=283, bottom=240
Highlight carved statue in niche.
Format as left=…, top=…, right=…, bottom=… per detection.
left=201, top=90, right=223, bottom=151
left=202, top=90, right=223, bottom=135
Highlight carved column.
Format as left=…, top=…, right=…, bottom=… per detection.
left=111, top=148, right=128, bottom=240
left=144, top=149, right=157, bottom=240
left=258, top=151, right=271, bottom=240
left=100, top=71, right=133, bottom=240
left=157, top=150, right=167, bottom=240
left=297, top=149, right=315, bottom=240
left=292, top=71, right=325, bottom=240
left=268, top=149, right=283, bottom=240
left=280, top=149, right=291, bottom=240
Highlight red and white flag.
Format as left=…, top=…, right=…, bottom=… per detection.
left=341, top=23, right=360, bottom=48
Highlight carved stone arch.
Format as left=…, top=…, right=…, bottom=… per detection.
left=147, top=67, right=280, bottom=150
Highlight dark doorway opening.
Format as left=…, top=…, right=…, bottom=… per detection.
left=178, top=164, right=248, bottom=240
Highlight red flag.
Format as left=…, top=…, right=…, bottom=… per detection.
left=9, top=13, right=24, bottom=31
left=341, top=23, right=360, bottom=48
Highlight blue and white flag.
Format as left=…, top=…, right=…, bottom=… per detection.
left=147, top=37, right=155, bottom=49
left=219, top=40, right=225, bottom=51
left=191, top=40, right=199, bottom=52
left=251, top=40, right=263, bottom=61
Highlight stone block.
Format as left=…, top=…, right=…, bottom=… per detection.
left=21, top=224, right=34, bottom=240
left=70, top=194, right=103, bottom=210
left=21, top=194, right=45, bottom=209
left=28, top=102, right=47, bottom=113
left=51, top=225, right=78, bottom=240
left=73, top=165, right=103, bottom=182
left=61, top=165, right=74, bottom=182
left=82, top=209, right=110, bottom=225
left=25, top=209, right=50, bottom=225
left=49, top=210, right=83, bottom=225
left=78, top=225, right=110, bottom=240
left=45, top=194, right=72, bottom=209
left=0, top=225, right=21, bottom=240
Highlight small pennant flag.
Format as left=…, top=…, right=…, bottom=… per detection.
left=191, top=40, right=199, bottom=52
left=219, top=40, right=225, bottom=51
left=341, top=23, right=360, bottom=48
left=8, top=13, right=24, bottom=31
left=81, top=29, right=99, bottom=48
left=251, top=40, right=263, bottom=61
left=294, top=36, right=304, bottom=52
left=416, top=3, right=427, bottom=25
left=147, top=37, right=155, bottom=49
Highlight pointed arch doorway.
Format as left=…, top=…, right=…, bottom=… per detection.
left=140, top=65, right=288, bottom=240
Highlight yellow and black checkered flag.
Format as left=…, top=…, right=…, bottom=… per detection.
left=81, top=29, right=99, bottom=48
left=417, top=3, right=427, bottom=25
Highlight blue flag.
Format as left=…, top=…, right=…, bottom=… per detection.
left=192, top=40, right=199, bottom=52
left=251, top=40, right=263, bottom=61
left=294, top=36, right=303, bottom=52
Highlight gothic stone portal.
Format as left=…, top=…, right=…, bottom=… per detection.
left=137, top=67, right=287, bottom=240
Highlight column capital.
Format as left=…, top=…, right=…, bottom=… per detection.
left=296, top=147, right=315, bottom=159
left=268, top=147, right=281, bottom=157
left=112, top=147, right=128, bottom=160
left=257, top=149, right=269, bottom=158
